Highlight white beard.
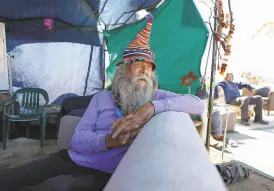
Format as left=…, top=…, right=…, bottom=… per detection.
left=117, top=75, right=154, bottom=115
left=112, top=65, right=156, bottom=115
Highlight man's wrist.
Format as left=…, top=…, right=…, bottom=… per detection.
left=105, top=134, right=113, bottom=149
left=146, top=102, right=155, bottom=115
left=134, top=102, right=155, bottom=125
left=142, top=102, right=155, bottom=120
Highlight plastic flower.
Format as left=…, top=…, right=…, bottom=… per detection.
left=44, top=18, right=53, bottom=31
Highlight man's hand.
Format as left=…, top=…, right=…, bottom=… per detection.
left=251, top=89, right=256, bottom=95
left=213, top=98, right=219, bottom=102
left=111, top=102, right=155, bottom=144
left=105, top=134, right=133, bottom=149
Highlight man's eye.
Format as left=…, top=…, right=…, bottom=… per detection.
left=147, top=64, right=153, bottom=69
left=134, top=59, right=143, bottom=62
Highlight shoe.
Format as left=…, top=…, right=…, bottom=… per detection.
left=226, top=139, right=238, bottom=148
left=254, top=119, right=269, bottom=125
left=211, top=141, right=226, bottom=151
left=213, top=135, right=224, bottom=142
left=240, top=120, right=250, bottom=126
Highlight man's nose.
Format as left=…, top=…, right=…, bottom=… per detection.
left=140, top=65, right=149, bottom=76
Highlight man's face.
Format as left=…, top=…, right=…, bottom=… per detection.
left=225, top=74, right=233, bottom=82
left=112, top=62, right=157, bottom=114
left=128, top=60, right=153, bottom=89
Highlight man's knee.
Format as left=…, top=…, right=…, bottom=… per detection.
left=240, top=96, right=249, bottom=106
left=253, top=95, right=262, bottom=101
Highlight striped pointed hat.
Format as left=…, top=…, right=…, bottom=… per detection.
left=122, top=13, right=155, bottom=70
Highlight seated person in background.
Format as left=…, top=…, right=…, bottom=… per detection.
left=0, top=14, right=204, bottom=191
left=214, top=73, right=268, bottom=126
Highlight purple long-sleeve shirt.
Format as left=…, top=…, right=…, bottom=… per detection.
left=68, top=89, right=204, bottom=173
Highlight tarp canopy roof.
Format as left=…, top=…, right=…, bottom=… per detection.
left=0, top=0, right=208, bottom=103
left=106, top=0, right=208, bottom=94
left=0, top=0, right=161, bottom=103
left=0, top=0, right=161, bottom=31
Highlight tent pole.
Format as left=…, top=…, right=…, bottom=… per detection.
left=103, top=37, right=107, bottom=89
left=7, top=54, right=13, bottom=96
left=205, top=1, right=218, bottom=151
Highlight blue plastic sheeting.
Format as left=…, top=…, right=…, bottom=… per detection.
left=9, top=41, right=103, bottom=103
left=0, top=0, right=98, bottom=28
left=4, top=21, right=103, bottom=104
left=97, top=0, right=160, bottom=30
left=0, top=0, right=160, bottom=104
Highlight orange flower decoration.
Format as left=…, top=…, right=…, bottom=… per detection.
left=180, top=71, right=198, bottom=86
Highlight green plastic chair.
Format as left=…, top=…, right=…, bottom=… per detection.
left=2, top=88, right=49, bottom=150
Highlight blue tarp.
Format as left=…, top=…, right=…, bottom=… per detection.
left=0, top=0, right=159, bottom=103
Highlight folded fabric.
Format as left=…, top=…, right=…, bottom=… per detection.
left=215, top=161, right=250, bottom=186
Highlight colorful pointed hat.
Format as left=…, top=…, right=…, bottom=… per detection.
left=122, top=13, right=156, bottom=70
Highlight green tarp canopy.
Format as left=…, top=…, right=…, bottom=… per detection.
left=105, top=0, right=208, bottom=95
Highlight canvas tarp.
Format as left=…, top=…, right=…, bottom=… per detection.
left=0, top=0, right=160, bottom=103
left=105, top=0, right=208, bottom=94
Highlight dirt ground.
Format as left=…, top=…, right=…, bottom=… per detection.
left=230, top=172, right=274, bottom=191
left=1, top=138, right=274, bottom=190
left=210, top=147, right=274, bottom=191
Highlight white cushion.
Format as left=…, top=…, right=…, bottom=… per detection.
left=104, top=112, right=226, bottom=191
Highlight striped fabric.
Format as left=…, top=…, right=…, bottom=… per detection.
left=122, top=14, right=155, bottom=70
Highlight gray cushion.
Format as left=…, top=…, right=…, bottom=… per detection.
left=57, top=115, right=82, bottom=151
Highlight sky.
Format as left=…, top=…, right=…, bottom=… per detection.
left=196, top=0, right=274, bottom=81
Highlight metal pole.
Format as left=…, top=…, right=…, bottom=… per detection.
left=222, top=108, right=229, bottom=161
left=103, top=38, right=106, bottom=89
left=7, top=54, right=13, bottom=96
left=201, top=34, right=213, bottom=90
left=206, top=2, right=218, bottom=151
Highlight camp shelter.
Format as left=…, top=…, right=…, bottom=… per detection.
left=0, top=0, right=208, bottom=103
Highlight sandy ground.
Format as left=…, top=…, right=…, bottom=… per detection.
left=0, top=135, right=273, bottom=191
left=0, top=138, right=57, bottom=168
left=210, top=148, right=274, bottom=191
left=230, top=173, right=274, bottom=191
left=210, top=111, right=274, bottom=191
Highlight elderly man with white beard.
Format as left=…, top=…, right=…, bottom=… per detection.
left=0, top=14, right=204, bottom=191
